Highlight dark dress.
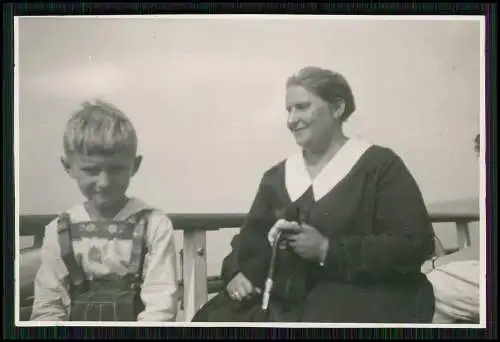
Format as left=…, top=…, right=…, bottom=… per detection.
left=193, top=144, right=436, bottom=323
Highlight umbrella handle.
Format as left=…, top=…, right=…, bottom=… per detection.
left=261, top=230, right=283, bottom=310
left=261, top=278, right=273, bottom=310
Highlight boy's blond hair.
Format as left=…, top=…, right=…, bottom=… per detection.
left=63, top=99, right=138, bottom=158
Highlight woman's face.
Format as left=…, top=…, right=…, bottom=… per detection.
left=285, top=85, right=338, bottom=150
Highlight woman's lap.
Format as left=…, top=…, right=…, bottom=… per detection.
left=193, top=278, right=435, bottom=323
left=302, top=280, right=435, bottom=323
left=192, top=292, right=269, bottom=322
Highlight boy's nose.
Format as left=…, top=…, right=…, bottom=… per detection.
left=96, top=171, right=111, bottom=187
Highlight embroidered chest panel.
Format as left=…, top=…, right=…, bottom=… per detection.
left=58, top=212, right=149, bottom=278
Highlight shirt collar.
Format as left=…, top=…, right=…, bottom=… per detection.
left=66, top=197, right=153, bottom=222
left=285, top=138, right=372, bottom=202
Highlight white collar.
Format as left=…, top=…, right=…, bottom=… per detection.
left=285, top=138, right=372, bottom=202
left=66, top=197, right=153, bottom=222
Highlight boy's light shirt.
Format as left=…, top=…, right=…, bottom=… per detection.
left=426, top=260, right=480, bottom=323
left=30, top=197, right=179, bottom=322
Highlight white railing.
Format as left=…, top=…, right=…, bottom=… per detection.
left=19, top=211, right=479, bottom=321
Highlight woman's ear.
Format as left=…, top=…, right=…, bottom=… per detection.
left=332, top=98, right=346, bottom=121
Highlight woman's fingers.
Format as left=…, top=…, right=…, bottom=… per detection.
left=239, top=279, right=254, bottom=297
left=227, top=274, right=256, bottom=301
left=227, top=272, right=264, bottom=301
left=228, top=284, right=245, bottom=301
left=279, top=240, right=288, bottom=250
left=268, top=219, right=288, bottom=244
left=277, top=222, right=302, bottom=233
left=286, top=231, right=302, bottom=244
left=269, top=220, right=302, bottom=245
left=226, top=276, right=243, bottom=299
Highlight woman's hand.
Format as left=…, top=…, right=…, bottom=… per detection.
left=280, top=223, right=330, bottom=263
left=267, top=219, right=302, bottom=248
left=226, top=272, right=261, bottom=301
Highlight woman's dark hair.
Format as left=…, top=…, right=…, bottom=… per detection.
left=286, top=66, right=356, bottom=122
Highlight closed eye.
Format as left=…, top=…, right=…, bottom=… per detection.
left=295, top=102, right=310, bottom=111
left=286, top=102, right=311, bottom=113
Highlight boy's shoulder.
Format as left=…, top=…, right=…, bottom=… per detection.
left=114, top=198, right=175, bottom=241
left=126, top=199, right=175, bottom=246
left=127, top=198, right=173, bottom=224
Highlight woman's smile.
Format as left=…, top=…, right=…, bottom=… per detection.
left=292, top=126, right=307, bottom=132
left=289, top=122, right=309, bottom=133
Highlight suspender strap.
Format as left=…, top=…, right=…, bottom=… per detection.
left=127, top=209, right=152, bottom=279
left=57, top=213, right=87, bottom=287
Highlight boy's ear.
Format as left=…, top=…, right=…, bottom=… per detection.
left=60, top=156, right=74, bottom=177
left=132, top=155, right=143, bottom=176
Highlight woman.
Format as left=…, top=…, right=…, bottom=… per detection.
left=193, top=66, right=436, bottom=323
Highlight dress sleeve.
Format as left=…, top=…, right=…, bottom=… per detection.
left=323, top=152, right=435, bottom=281
left=220, top=233, right=241, bottom=286
left=236, top=174, right=277, bottom=289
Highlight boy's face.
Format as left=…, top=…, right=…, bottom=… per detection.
left=62, top=152, right=142, bottom=212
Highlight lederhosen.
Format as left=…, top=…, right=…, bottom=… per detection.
left=57, top=209, right=152, bottom=322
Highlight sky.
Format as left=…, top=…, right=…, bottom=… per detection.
left=16, top=16, right=483, bottom=273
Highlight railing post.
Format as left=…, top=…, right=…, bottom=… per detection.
left=179, top=249, right=184, bottom=310
left=182, top=229, right=208, bottom=321
left=33, top=235, right=44, bottom=249
left=455, top=221, right=472, bottom=249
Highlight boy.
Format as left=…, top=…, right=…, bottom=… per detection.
left=30, top=100, right=179, bottom=322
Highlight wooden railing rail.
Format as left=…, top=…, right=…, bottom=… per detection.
left=18, top=211, right=479, bottom=321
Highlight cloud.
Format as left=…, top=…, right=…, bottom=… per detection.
left=23, top=63, right=129, bottom=100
